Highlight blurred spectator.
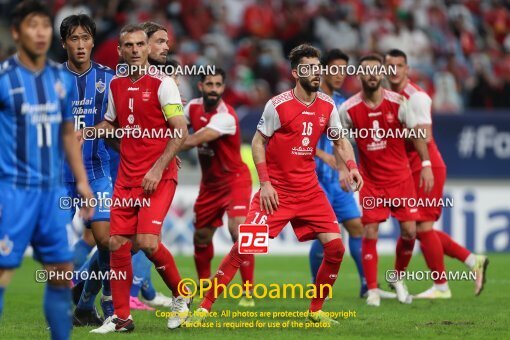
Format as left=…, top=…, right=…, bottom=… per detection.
left=53, top=0, right=91, bottom=37
left=1, top=0, right=510, bottom=115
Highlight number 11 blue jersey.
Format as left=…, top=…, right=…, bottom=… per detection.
left=0, top=55, right=75, bottom=189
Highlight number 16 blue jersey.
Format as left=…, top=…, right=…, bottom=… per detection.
left=62, top=61, right=114, bottom=182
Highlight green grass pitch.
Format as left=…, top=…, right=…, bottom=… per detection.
left=2, top=253, right=508, bottom=339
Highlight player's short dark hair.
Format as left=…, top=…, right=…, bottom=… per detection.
left=119, top=24, right=147, bottom=45
left=359, top=54, right=383, bottom=65
left=288, top=44, right=321, bottom=69
left=60, top=14, right=96, bottom=41
left=321, top=49, right=349, bottom=66
left=385, top=49, right=408, bottom=63
left=141, top=21, right=167, bottom=39
left=200, top=67, right=226, bottom=83
left=11, top=0, right=51, bottom=30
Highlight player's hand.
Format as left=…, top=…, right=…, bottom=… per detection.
left=176, top=156, right=182, bottom=169
left=420, top=166, right=434, bottom=193
left=348, top=169, right=363, bottom=192
left=76, top=180, right=95, bottom=220
left=142, top=166, right=163, bottom=195
left=260, top=181, right=279, bottom=215
left=323, top=154, right=338, bottom=170
left=339, top=170, right=351, bottom=192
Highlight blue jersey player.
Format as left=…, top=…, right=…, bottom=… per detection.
left=0, top=2, right=94, bottom=339
left=308, top=49, right=368, bottom=297
left=59, top=14, right=115, bottom=325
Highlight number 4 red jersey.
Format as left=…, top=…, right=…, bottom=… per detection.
left=257, top=90, right=342, bottom=193
left=105, top=73, right=182, bottom=187
left=338, top=89, right=417, bottom=187
left=184, top=97, right=250, bottom=188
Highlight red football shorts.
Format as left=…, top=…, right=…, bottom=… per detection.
left=193, top=177, right=252, bottom=229
left=360, top=175, right=420, bottom=224
left=413, top=166, right=446, bottom=222
left=245, top=186, right=340, bottom=242
left=110, top=179, right=177, bottom=236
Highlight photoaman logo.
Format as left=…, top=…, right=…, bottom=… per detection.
left=238, top=224, right=269, bottom=254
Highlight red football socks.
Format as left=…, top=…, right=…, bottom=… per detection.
left=147, top=242, right=183, bottom=297
left=362, top=238, right=378, bottom=290
left=194, top=241, right=214, bottom=280
left=239, top=254, right=255, bottom=286
left=395, top=237, right=416, bottom=273
left=110, top=241, right=133, bottom=319
left=309, top=239, right=344, bottom=312
left=417, top=230, right=447, bottom=283
left=200, top=242, right=247, bottom=311
left=435, top=230, right=471, bottom=262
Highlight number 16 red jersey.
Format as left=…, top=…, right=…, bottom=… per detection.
left=257, top=90, right=342, bottom=193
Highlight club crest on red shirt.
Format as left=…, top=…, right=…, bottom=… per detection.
left=142, top=90, right=151, bottom=102
left=319, top=114, right=327, bottom=126
left=386, top=112, right=395, bottom=123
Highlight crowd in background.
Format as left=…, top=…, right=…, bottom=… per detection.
left=2, top=0, right=510, bottom=115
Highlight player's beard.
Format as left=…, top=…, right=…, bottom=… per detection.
left=203, top=92, right=221, bottom=107
left=361, top=77, right=382, bottom=93
left=299, top=77, right=320, bottom=93
left=148, top=55, right=165, bottom=66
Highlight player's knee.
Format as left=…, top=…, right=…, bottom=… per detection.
left=0, top=269, right=15, bottom=287
left=416, top=222, right=433, bottom=233
left=109, top=236, right=124, bottom=252
left=323, top=238, right=345, bottom=264
left=135, top=237, right=158, bottom=257
left=194, top=228, right=213, bottom=244
left=345, top=219, right=364, bottom=237
left=96, top=235, right=110, bottom=251
left=140, top=244, right=158, bottom=257
left=363, top=225, right=378, bottom=238
left=111, top=242, right=132, bottom=268
left=45, top=263, right=73, bottom=287
left=401, top=225, right=416, bottom=239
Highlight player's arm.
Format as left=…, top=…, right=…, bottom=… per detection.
left=409, top=91, right=434, bottom=142
left=399, top=97, right=434, bottom=193
left=181, top=110, right=238, bottom=152
left=332, top=138, right=362, bottom=191
left=315, top=147, right=338, bottom=170
left=142, top=77, right=188, bottom=194
left=62, top=121, right=94, bottom=219
left=93, top=120, right=116, bottom=138
left=253, top=100, right=279, bottom=215
left=334, top=104, right=363, bottom=191
left=105, top=135, right=120, bottom=152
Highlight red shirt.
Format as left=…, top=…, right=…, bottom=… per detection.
left=185, top=98, right=250, bottom=189
left=339, top=89, right=415, bottom=187
left=400, top=81, right=446, bottom=173
left=105, top=73, right=182, bottom=187
left=257, top=90, right=342, bottom=193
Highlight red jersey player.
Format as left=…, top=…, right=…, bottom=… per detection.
left=338, top=54, right=434, bottom=307
left=385, top=49, right=488, bottom=298
left=187, top=44, right=363, bottom=326
left=88, top=24, right=190, bottom=333
left=181, top=68, right=255, bottom=307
